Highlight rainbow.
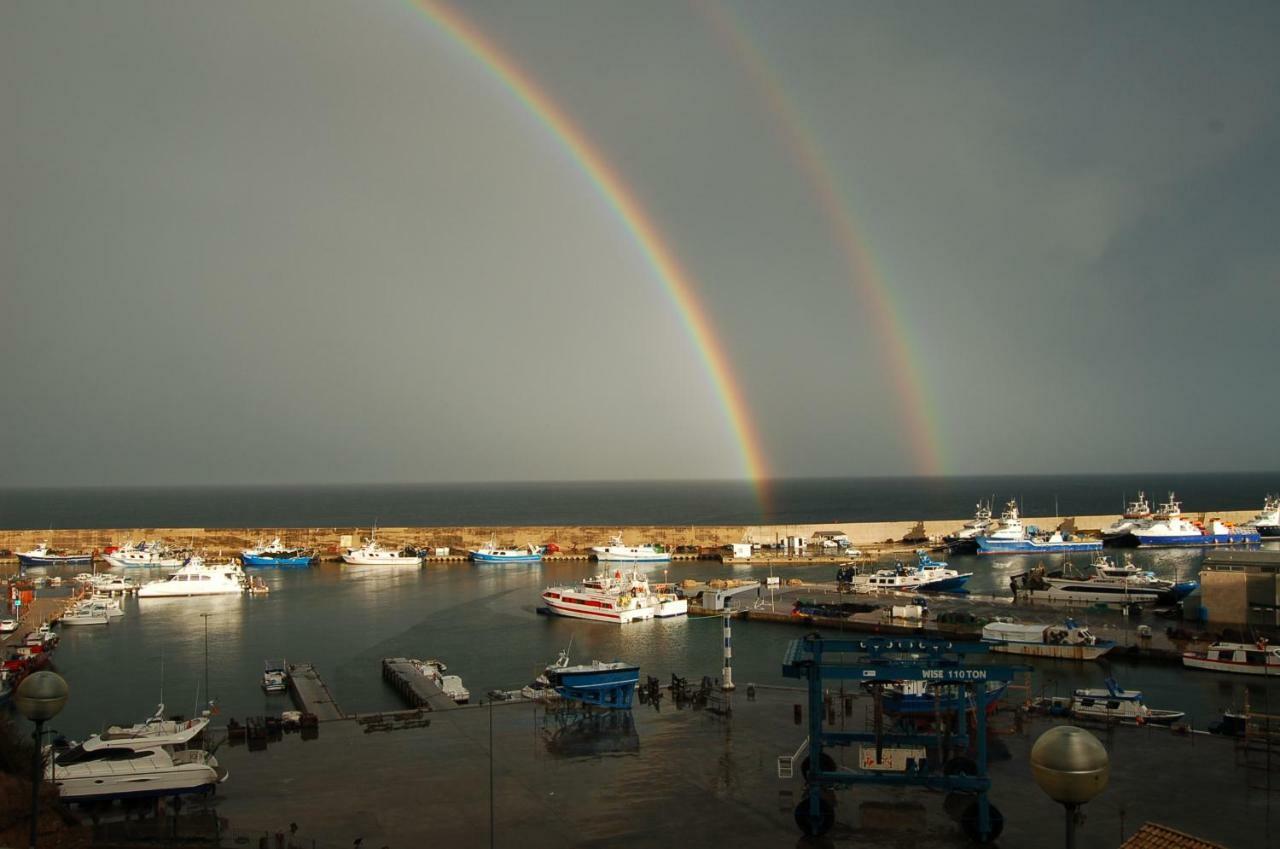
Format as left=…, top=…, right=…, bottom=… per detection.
left=407, top=1, right=771, bottom=508
left=700, top=1, right=945, bottom=476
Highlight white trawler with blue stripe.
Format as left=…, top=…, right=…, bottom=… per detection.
left=975, top=501, right=1102, bottom=554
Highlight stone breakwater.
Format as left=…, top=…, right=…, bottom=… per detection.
left=0, top=509, right=1260, bottom=555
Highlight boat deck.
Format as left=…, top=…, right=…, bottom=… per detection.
left=286, top=662, right=344, bottom=721
left=381, top=657, right=459, bottom=711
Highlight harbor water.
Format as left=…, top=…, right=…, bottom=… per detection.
left=23, top=544, right=1279, bottom=741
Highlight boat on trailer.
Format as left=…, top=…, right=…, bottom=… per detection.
left=541, top=651, right=640, bottom=709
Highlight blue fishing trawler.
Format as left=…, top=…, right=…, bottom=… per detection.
left=17, top=542, right=92, bottom=569
left=975, top=501, right=1101, bottom=554
left=469, top=541, right=543, bottom=564
left=240, top=537, right=314, bottom=568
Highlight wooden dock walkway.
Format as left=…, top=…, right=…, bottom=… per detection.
left=287, top=662, right=344, bottom=721
left=1, top=596, right=74, bottom=649
left=381, top=657, right=459, bottom=711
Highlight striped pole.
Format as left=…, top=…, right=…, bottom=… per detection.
left=722, top=610, right=735, bottom=691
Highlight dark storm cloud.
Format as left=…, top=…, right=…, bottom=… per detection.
left=2, top=1, right=1277, bottom=485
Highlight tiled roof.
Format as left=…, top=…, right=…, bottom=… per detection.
left=1119, top=822, right=1227, bottom=849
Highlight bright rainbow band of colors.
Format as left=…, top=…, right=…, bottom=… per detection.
left=701, top=1, right=945, bottom=476
left=410, top=1, right=771, bottom=508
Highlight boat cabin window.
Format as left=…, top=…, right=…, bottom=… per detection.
left=1106, top=700, right=1121, bottom=710
left=1245, top=650, right=1266, bottom=665
left=175, top=575, right=187, bottom=582
left=55, top=745, right=157, bottom=766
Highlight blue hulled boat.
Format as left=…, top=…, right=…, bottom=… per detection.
left=470, top=541, right=543, bottom=564
left=17, top=542, right=92, bottom=569
left=543, top=652, right=640, bottom=709
left=240, top=537, right=315, bottom=568
left=975, top=501, right=1101, bottom=555
left=874, top=679, right=1008, bottom=719
left=1131, top=494, right=1261, bottom=547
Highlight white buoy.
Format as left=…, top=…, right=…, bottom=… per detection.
left=722, top=610, right=735, bottom=691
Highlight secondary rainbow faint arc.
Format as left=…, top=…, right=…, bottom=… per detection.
left=409, top=1, right=771, bottom=505
left=700, top=1, right=945, bottom=476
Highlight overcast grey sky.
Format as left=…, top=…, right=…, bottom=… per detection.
left=3, top=0, right=1278, bottom=486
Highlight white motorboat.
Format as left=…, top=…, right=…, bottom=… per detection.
left=101, top=541, right=185, bottom=569
left=981, top=619, right=1114, bottom=660
left=89, top=594, right=125, bottom=617
left=411, top=659, right=470, bottom=704
left=341, top=537, right=422, bottom=567
left=1182, top=640, right=1280, bottom=676
left=1067, top=678, right=1185, bottom=725
left=47, top=713, right=224, bottom=802
left=60, top=603, right=111, bottom=626
left=591, top=535, right=671, bottom=563
left=262, top=660, right=288, bottom=694
left=839, top=551, right=972, bottom=593
left=542, top=570, right=687, bottom=623
left=137, top=557, right=246, bottom=598
left=91, top=574, right=138, bottom=594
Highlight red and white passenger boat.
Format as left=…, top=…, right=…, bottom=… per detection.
left=1182, top=640, right=1280, bottom=676
left=541, top=570, right=687, bottom=624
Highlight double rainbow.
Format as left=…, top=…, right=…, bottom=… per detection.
left=410, top=1, right=771, bottom=508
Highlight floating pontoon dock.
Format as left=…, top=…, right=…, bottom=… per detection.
left=287, top=662, right=344, bottom=721
left=381, top=657, right=459, bottom=711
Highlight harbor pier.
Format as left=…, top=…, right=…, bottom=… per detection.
left=287, top=662, right=344, bottom=721
left=381, top=657, right=461, bottom=711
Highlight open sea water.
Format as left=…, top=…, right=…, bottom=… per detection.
left=2, top=472, right=1278, bottom=528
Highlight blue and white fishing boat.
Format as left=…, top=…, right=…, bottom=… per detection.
left=841, top=550, right=972, bottom=593
left=942, top=501, right=995, bottom=554
left=18, top=542, right=92, bottom=569
left=241, top=537, right=314, bottom=568
left=975, top=501, right=1102, bottom=554
left=1131, top=493, right=1261, bottom=547
left=540, top=650, right=640, bottom=710
left=470, top=540, right=543, bottom=564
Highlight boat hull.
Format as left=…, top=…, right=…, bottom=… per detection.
left=471, top=552, right=542, bottom=564
left=542, top=596, right=654, bottom=623
left=53, top=766, right=223, bottom=802
left=976, top=538, right=1102, bottom=554
left=1182, top=655, right=1280, bottom=676
left=986, top=641, right=1114, bottom=661
left=241, top=554, right=313, bottom=568
left=340, top=554, right=421, bottom=566
left=591, top=550, right=671, bottom=563
left=19, top=554, right=91, bottom=567
left=1133, top=532, right=1261, bottom=547
left=552, top=665, right=640, bottom=709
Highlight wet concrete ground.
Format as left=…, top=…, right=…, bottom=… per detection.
left=125, top=689, right=1278, bottom=849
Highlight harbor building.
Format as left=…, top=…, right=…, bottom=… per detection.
left=1197, top=549, right=1280, bottom=631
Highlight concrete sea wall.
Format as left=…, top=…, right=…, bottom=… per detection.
left=0, top=509, right=1260, bottom=554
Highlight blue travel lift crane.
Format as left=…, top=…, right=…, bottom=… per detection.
left=782, top=635, right=1028, bottom=841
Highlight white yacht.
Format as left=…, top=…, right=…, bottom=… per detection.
left=47, top=712, right=224, bottom=802
left=137, top=557, right=246, bottom=598
left=1012, top=555, right=1198, bottom=606
left=91, top=574, right=138, bottom=594
left=591, top=535, right=671, bottom=563
left=89, top=594, right=126, bottom=617
left=542, top=570, right=687, bottom=623
left=101, top=541, right=185, bottom=569
left=341, top=538, right=422, bottom=567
